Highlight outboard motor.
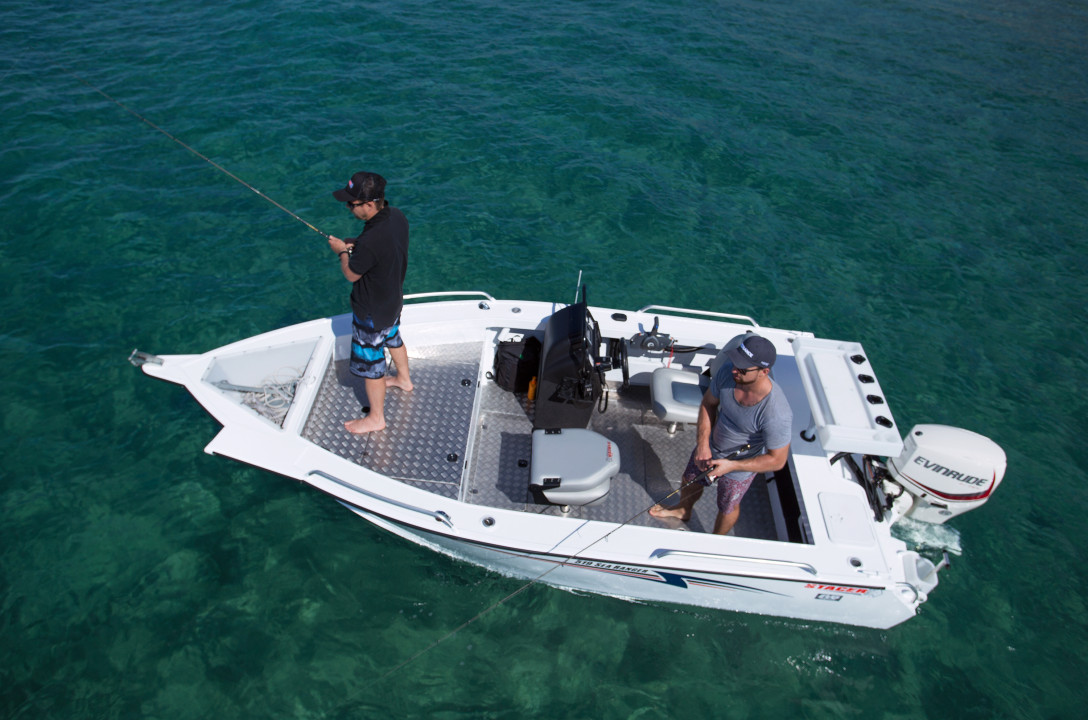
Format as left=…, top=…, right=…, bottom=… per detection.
left=886, top=424, right=1007, bottom=524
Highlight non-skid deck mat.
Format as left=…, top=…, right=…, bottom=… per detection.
left=301, top=342, right=482, bottom=499
left=303, top=343, right=779, bottom=539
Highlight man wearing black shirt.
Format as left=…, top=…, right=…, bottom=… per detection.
left=328, top=171, right=413, bottom=434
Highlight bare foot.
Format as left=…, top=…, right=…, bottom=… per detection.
left=649, top=504, right=691, bottom=521
left=385, top=374, right=414, bottom=392
left=345, top=416, right=385, bottom=434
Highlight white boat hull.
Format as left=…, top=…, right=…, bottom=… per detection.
left=135, top=292, right=943, bottom=629
left=345, top=503, right=914, bottom=628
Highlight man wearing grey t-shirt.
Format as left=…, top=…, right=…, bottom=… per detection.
left=650, top=334, right=792, bottom=535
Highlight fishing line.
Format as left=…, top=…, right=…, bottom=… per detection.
left=374, top=447, right=749, bottom=683
left=61, top=67, right=331, bottom=239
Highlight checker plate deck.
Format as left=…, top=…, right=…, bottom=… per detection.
left=301, top=340, right=782, bottom=538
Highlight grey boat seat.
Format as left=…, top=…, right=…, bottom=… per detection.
left=650, top=368, right=711, bottom=431
left=529, top=428, right=620, bottom=506
left=651, top=337, right=748, bottom=433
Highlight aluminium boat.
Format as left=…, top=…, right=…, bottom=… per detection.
left=130, top=289, right=1006, bottom=629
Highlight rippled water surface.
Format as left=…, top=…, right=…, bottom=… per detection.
left=2, top=0, right=1087, bottom=717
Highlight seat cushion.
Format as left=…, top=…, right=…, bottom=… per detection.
left=650, top=367, right=710, bottom=424
left=529, top=428, right=619, bottom=505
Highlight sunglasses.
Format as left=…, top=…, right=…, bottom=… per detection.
left=347, top=199, right=372, bottom=208
left=733, top=365, right=762, bottom=375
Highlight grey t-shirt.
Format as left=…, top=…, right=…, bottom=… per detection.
left=707, top=363, right=793, bottom=480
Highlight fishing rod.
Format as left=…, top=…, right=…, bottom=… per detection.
left=61, top=67, right=331, bottom=240
left=373, top=445, right=751, bottom=683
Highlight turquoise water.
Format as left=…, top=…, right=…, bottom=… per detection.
left=3, top=0, right=1087, bottom=717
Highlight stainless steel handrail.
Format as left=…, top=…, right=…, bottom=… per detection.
left=636, top=305, right=759, bottom=327
left=650, top=548, right=816, bottom=576
left=404, top=291, right=496, bottom=303
left=307, top=470, right=454, bottom=528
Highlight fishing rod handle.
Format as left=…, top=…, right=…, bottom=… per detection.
left=690, top=444, right=751, bottom=485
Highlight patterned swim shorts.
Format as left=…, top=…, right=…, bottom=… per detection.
left=350, top=314, right=404, bottom=379
left=681, top=448, right=756, bottom=516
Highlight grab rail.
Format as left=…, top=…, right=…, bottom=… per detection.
left=404, top=291, right=496, bottom=304
left=401, top=294, right=758, bottom=327
left=636, top=305, right=759, bottom=327
left=650, top=548, right=816, bottom=576
left=307, top=470, right=454, bottom=529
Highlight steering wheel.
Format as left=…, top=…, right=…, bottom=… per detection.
left=616, top=338, right=630, bottom=389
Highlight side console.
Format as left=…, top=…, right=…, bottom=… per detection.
left=533, top=299, right=603, bottom=430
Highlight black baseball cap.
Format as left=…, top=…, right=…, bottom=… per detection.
left=727, top=334, right=776, bottom=369
left=333, top=171, right=386, bottom=203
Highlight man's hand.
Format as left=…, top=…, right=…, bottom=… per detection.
left=707, top=445, right=790, bottom=480
left=329, top=235, right=352, bottom=255
left=694, top=444, right=714, bottom=472
left=706, top=456, right=738, bottom=478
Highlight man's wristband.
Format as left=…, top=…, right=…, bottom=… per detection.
left=338, top=251, right=349, bottom=259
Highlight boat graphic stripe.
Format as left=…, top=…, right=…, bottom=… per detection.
left=329, top=494, right=890, bottom=600
left=902, top=471, right=996, bottom=501
left=508, top=551, right=791, bottom=596
left=338, top=500, right=795, bottom=597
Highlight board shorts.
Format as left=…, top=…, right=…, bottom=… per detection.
left=682, top=448, right=756, bottom=516
left=350, top=314, right=404, bottom=379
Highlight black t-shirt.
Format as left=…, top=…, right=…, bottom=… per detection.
left=347, top=204, right=409, bottom=328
